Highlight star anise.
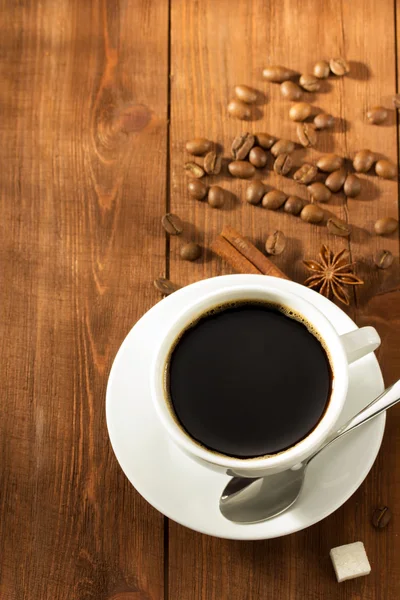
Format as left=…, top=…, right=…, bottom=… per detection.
left=303, top=245, right=364, bottom=305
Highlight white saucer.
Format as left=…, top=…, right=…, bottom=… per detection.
left=106, top=275, right=385, bottom=540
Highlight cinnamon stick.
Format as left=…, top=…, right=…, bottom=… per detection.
left=212, top=226, right=290, bottom=280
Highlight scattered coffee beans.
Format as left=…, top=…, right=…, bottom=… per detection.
left=274, top=153, right=292, bottom=175
left=161, top=213, right=183, bottom=235
left=344, top=173, right=361, bottom=197
left=317, top=153, right=344, bottom=172
left=262, top=189, right=287, bottom=210
left=185, top=162, right=205, bottom=178
left=313, top=60, right=330, bottom=79
left=262, top=65, right=297, bottom=82
left=153, top=277, right=180, bottom=295
left=367, top=106, right=388, bottom=125
left=375, top=159, right=396, bottom=179
left=294, top=163, right=318, bottom=184
left=228, top=160, right=256, bottom=178
left=374, top=217, right=398, bottom=235
left=327, top=217, right=351, bottom=237
left=314, top=112, right=335, bottom=129
left=255, top=132, right=276, bottom=149
left=300, top=203, right=324, bottom=223
left=186, top=138, right=213, bottom=155
left=271, top=139, right=295, bottom=157
left=234, top=84, right=258, bottom=104
left=297, top=123, right=317, bottom=147
left=227, top=99, right=251, bottom=120
left=280, top=80, right=302, bottom=100
left=374, top=250, right=394, bottom=269
left=284, top=195, right=304, bottom=215
left=289, top=102, right=312, bottom=121
left=188, top=179, right=208, bottom=200
left=325, top=168, right=347, bottom=192
left=249, top=146, right=268, bottom=168
left=246, top=181, right=266, bottom=205
left=353, top=149, right=375, bottom=173
left=371, top=506, right=392, bottom=528
left=308, top=182, right=331, bottom=203
left=265, top=230, right=286, bottom=255
left=207, top=185, right=225, bottom=208
left=180, top=242, right=201, bottom=261
left=393, top=94, right=400, bottom=108
left=329, top=57, right=350, bottom=76
left=204, top=150, right=222, bottom=175
left=299, top=73, right=320, bottom=92
left=232, top=132, right=255, bottom=159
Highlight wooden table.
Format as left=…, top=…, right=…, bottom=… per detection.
left=1, top=0, right=400, bottom=598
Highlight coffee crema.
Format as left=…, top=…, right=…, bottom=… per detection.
left=165, top=301, right=332, bottom=459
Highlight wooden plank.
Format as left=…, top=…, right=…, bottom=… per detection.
left=0, top=1, right=168, bottom=599
left=169, top=0, right=400, bottom=598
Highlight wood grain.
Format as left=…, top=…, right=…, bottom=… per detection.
left=0, top=1, right=168, bottom=599
left=169, top=0, right=400, bottom=598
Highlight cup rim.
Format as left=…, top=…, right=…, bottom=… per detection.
left=150, top=282, right=349, bottom=471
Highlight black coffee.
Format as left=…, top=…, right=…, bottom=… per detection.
left=166, top=302, right=331, bottom=458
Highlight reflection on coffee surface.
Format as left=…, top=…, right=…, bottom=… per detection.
left=166, top=301, right=332, bottom=458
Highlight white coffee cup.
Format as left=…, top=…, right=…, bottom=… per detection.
left=151, top=277, right=380, bottom=478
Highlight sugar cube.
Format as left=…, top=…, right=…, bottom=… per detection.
left=330, top=542, right=371, bottom=582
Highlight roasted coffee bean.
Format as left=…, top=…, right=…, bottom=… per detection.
left=344, top=173, right=361, bottom=197
left=231, top=132, right=255, bottom=159
left=204, top=151, right=222, bottom=175
left=255, top=132, right=276, bottom=149
left=300, top=203, right=324, bottom=224
left=313, top=60, right=330, bottom=79
left=299, top=73, right=320, bottom=92
left=246, top=181, right=266, bottom=205
left=289, top=102, right=312, bottom=121
left=327, top=217, right=351, bottom=237
left=297, top=123, right=317, bottom=148
left=280, top=80, right=302, bottom=100
left=227, top=99, right=251, bottom=120
left=262, top=65, right=297, bottom=82
left=375, top=159, right=397, bottom=179
left=314, top=113, right=335, bottom=130
left=325, top=168, right=346, bottom=192
left=284, top=195, right=304, bottom=215
left=261, top=189, right=287, bottom=210
left=308, top=182, right=331, bottom=203
left=161, top=213, right=183, bottom=235
left=228, top=160, right=256, bottom=178
left=374, top=250, right=394, bottom=269
left=274, top=153, right=292, bottom=176
left=293, top=163, right=318, bottom=184
left=271, top=139, right=295, bottom=157
left=374, top=217, right=398, bottom=235
left=180, top=242, right=201, bottom=261
left=329, top=57, right=350, bottom=76
left=153, top=277, right=180, bottom=296
left=186, top=138, right=213, bottom=156
left=372, top=506, right=392, bottom=528
left=188, top=179, right=208, bottom=200
left=353, top=149, right=375, bottom=173
left=316, top=153, right=344, bottom=172
left=265, top=230, right=286, bottom=255
left=393, top=94, right=400, bottom=109
left=367, top=105, right=388, bottom=125
left=207, top=185, right=225, bottom=208
left=249, top=146, right=268, bottom=168
left=234, top=84, right=258, bottom=104
left=184, top=162, right=205, bottom=178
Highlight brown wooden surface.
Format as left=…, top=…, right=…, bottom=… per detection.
left=1, top=0, right=399, bottom=599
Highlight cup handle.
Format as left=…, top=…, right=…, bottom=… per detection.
left=339, top=326, right=381, bottom=365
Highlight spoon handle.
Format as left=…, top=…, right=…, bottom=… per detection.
left=309, top=379, right=400, bottom=463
